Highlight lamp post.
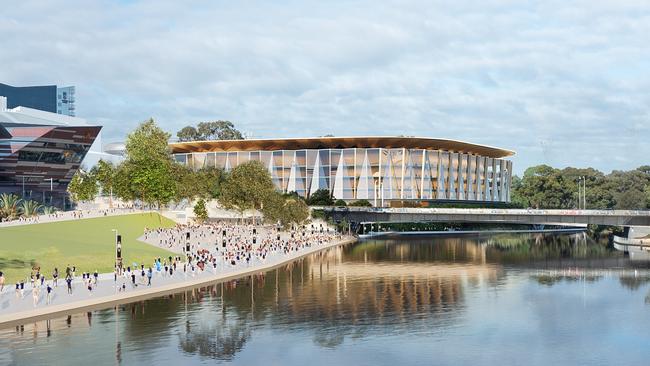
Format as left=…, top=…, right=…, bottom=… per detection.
left=577, top=178, right=581, bottom=210
left=112, top=229, right=122, bottom=275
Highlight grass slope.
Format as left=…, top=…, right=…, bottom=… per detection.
left=0, top=212, right=176, bottom=283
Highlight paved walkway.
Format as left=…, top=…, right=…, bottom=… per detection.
left=0, top=223, right=356, bottom=328
left=0, top=208, right=146, bottom=228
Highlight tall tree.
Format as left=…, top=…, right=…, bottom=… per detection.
left=176, top=126, right=200, bottom=142
left=92, top=159, right=116, bottom=207
left=197, top=121, right=243, bottom=140
left=67, top=169, right=98, bottom=202
left=176, top=121, right=243, bottom=142
left=121, top=118, right=176, bottom=208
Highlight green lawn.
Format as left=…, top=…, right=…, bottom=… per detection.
left=0, top=212, right=176, bottom=283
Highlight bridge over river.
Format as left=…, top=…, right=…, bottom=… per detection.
left=317, top=207, right=650, bottom=228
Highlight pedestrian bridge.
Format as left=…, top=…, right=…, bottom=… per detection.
left=317, top=207, right=650, bottom=227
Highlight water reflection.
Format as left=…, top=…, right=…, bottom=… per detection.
left=2, top=233, right=650, bottom=366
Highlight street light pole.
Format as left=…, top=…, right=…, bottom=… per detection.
left=577, top=179, right=580, bottom=209
left=583, top=176, right=587, bottom=210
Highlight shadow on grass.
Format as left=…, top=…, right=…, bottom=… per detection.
left=0, top=257, right=36, bottom=269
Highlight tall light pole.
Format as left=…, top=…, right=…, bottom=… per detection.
left=583, top=176, right=587, bottom=210
left=112, top=229, right=121, bottom=275
left=577, top=177, right=583, bottom=209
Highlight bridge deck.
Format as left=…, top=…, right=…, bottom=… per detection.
left=317, top=207, right=650, bottom=227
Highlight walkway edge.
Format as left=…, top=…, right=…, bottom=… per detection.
left=0, top=237, right=357, bottom=329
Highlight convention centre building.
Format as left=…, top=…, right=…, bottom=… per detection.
left=0, top=97, right=100, bottom=207
left=171, top=136, right=515, bottom=206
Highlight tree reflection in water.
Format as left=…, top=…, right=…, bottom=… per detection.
left=179, top=317, right=251, bottom=361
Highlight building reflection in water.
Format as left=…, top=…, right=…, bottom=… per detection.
left=4, top=233, right=650, bottom=363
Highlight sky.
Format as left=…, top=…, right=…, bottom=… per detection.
left=1, top=0, right=649, bottom=175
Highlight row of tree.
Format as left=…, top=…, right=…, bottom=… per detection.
left=68, top=119, right=309, bottom=227
left=0, top=193, right=56, bottom=220
left=511, top=165, right=650, bottom=210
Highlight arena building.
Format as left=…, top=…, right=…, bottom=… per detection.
left=171, top=136, right=514, bottom=206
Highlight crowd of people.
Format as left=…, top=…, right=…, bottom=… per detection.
left=0, top=220, right=345, bottom=311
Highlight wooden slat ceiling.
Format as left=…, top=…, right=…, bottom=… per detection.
left=169, top=136, right=515, bottom=158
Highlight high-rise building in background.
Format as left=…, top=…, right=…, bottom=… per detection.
left=56, top=86, right=75, bottom=116
left=0, top=83, right=76, bottom=116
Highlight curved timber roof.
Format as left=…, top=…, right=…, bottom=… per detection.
left=170, top=136, right=515, bottom=158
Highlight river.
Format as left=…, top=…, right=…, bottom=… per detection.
left=1, top=232, right=649, bottom=365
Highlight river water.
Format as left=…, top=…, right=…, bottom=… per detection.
left=1, top=233, right=650, bottom=366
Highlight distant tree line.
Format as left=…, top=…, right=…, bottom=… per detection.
left=511, top=165, right=650, bottom=210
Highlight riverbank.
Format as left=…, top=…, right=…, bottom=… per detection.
left=0, top=235, right=357, bottom=329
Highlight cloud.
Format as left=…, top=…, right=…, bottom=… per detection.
left=0, top=0, right=648, bottom=174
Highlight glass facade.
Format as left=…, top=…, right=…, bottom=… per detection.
left=174, top=147, right=513, bottom=205
left=0, top=121, right=101, bottom=205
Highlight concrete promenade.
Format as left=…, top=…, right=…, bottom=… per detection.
left=0, top=234, right=357, bottom=329
left=0, top=207, right=146, bottom=228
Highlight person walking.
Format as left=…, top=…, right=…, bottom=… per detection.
left=66, top=277, right=73, bottom=295
left=0, top=271, right=4, bottom=293
left=46, top=283, right=53, bottom=305
left=20, top=280, right=25, bottom=298
left=53, top=268, right=59, bottom=287
left=65, top=265, right=71, bottom=280
left=93, top=270, right=99, bottom=286
left=147, top=268, right=152, bottom=286
left=32, top=286, right=39, bottom=307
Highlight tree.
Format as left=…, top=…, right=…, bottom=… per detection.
left=283, top=198, right=309, bottom=224
left=614, top=189, right=646, bottom=210
left=306, top=189, right=333, bottom=206
left=120, top=118, right=177, bottom=208
left=174, top=166, right=226, bottom=202
left=67, top=169, right=98, bottom=202
left=197, top=121, right=243, bottom=140
left=92, top=159, right=116, bottom=207
left=219, top=161, right=275, bottom=214
left=333, top=199, right=347, bottom=207
left=349, top=199, right=372, bottom=207
left=176, top=121, right=243, bottom=142
left=176, top=126, right=200, bottom=142
left=193, top=199, right=209, bottom=223
left=510, top=165, right=574, bottom=209
left=260, top=192, right=309, bottom=227
left=260, top=191, right=285, bottom=225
